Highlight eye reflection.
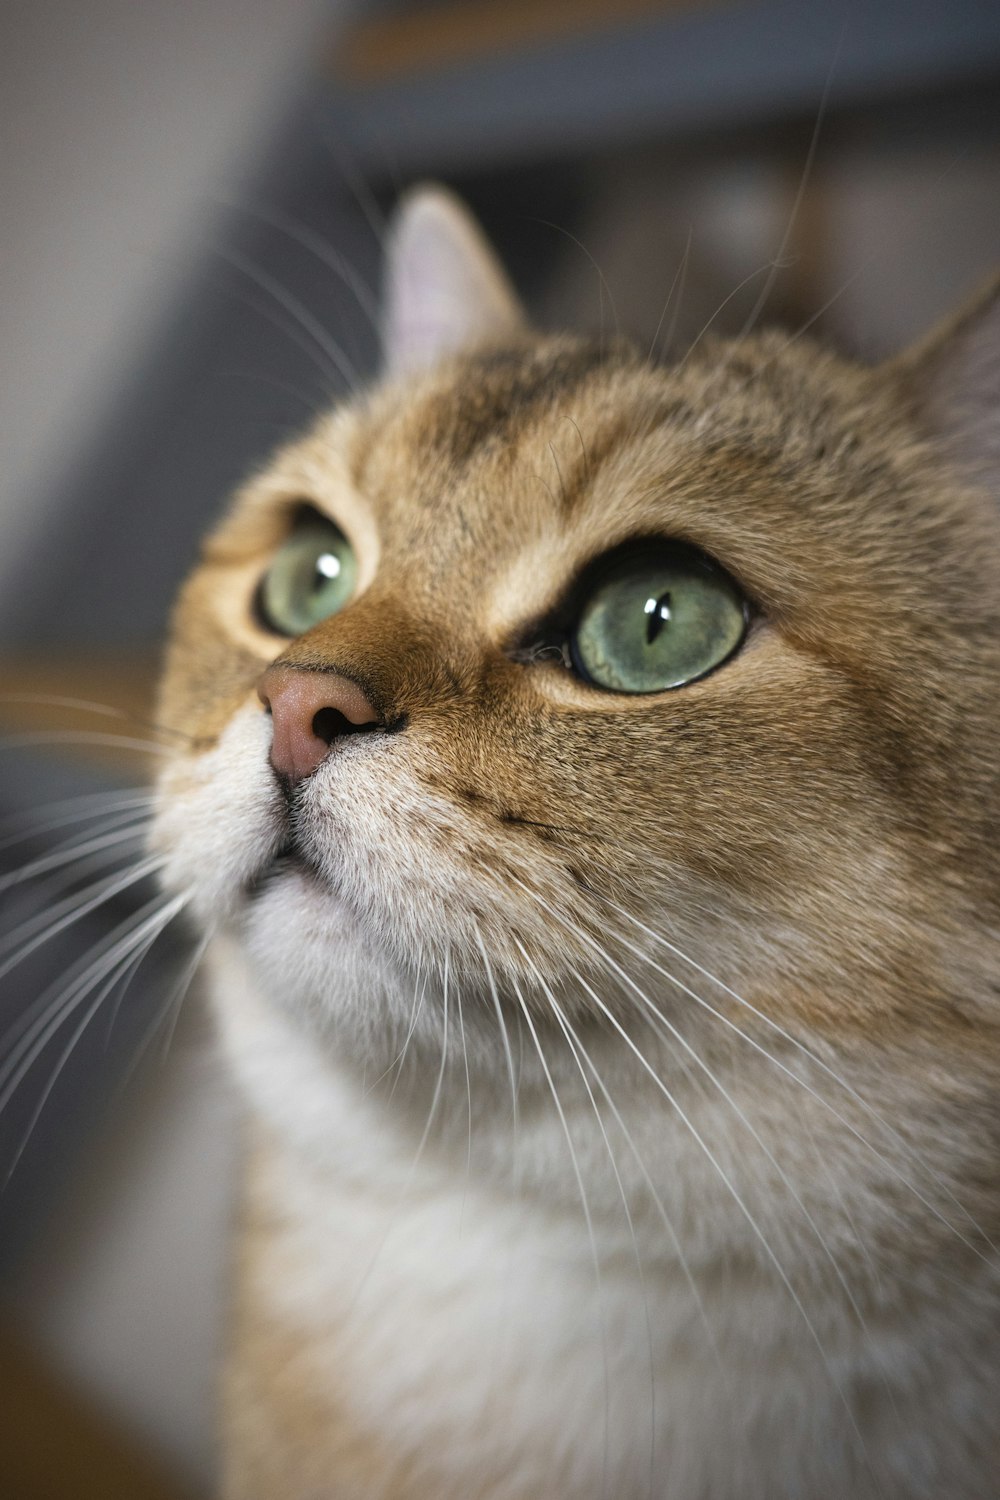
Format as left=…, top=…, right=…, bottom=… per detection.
left=644, top=592, right=672, bottom=644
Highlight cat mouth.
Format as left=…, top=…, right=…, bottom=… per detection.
left=245, top=837, right=326, bottom=899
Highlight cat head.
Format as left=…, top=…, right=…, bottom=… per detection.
left=152, top=187, right=1000, bottom=1077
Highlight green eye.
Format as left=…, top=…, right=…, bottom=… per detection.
left=571, top=544, right=747, bottom=694
left=257, top=512, right=358, bottom=636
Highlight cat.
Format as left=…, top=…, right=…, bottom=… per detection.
left=151, top=185, right=1000, bottom=1499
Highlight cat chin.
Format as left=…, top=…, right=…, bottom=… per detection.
left=152, top=708, right=436, bottom=1037
left=238, top=868, right=405, bottom=1033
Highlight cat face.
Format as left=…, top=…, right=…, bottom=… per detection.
left=151, top=189, right=1000, bottom=1072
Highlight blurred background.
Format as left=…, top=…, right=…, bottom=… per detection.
left=0, top=0, right=998, bottom=1494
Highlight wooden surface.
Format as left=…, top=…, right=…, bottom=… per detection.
left=0, top=1319, right=194, bottom=1500
left=326, top=0, right=1000, bottom=179
left=0, top=656, right=163, bottom=780
left=336, top=0, right=725, bottom=82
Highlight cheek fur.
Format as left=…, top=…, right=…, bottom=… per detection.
left=150, top=660, right=927, bottom=1053
left=151, top=706, right=285, bottom=924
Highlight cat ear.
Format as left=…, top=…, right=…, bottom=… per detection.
left=894, top=275, right=1000, bottom=489
left=382, top=185, right=526, bottom=377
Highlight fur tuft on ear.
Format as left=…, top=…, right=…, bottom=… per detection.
left=893, top=274, right=1000, bottom=490
left=381, top=185, right=526, bottom=378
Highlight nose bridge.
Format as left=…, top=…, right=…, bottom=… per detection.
left=269, top=583, right=467, bottom=720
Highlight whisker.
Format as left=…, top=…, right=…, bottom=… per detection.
left=576, top=923, right=874, bottom=1330
left=222, top=285, right=342, bottom=407
left=310, top=109, right=390, bottom=250
left=731, top=44, right=837, bottom=347
left=341, top=957, right=451, bottom=1323
left=522, top=955, right=658, bottom=1497
left=528, top=466, right=562, bottom=515
left=0, top=891, right=189, bottom=1128
left=647, top=224, right=692, bottom=362
left=0, top=791, right=153, bottom=854
left=113, top=925, right=210, bottom=1103
left=216, top=244, right=361, bottom=396
left=0, top=694, right=193, bottom=746
left=602, top=896, right=1000, bottom=1264
left=574, top=883, right=999, bottom=1340
left=1, top=838, right=157, bottom=954
left=0, top=818, right=149, bottom=894
left=562, top=415, right=592, bottom=489
left=0, top=730, right=173, bottom=757
left=728, top=265, right=867, bottom=389
left=728, top=141, right=978, bottom=397
left=556, top=970, right=731, bottom=1391
left=547, top=440, right=569, bottom=510
left=411, top=948, right=451, bottom=1169
left=675, top=261, right=774, bottom=372
left=456, top=978, right=473, bottom=1227
left=365, top=960, right=425, bottom=1099
left=508, top=876, right=875, bottom=1471
left=796, top=1096, right=886, bottom=1301
left=383, top=964, right=428, bottom=1106
left=0, top=854, right=165, bottom=981
left=509, top=947, right=611, bottom=1500
left=473, top=928, right=519, bottom=1151
left=534, top=219, right=621, bottom=350
left=0, top=885, right=176, bottom=1060
left=470, top=930, right=526, bottom=1401
left=3, top=894, right=189, bottom=1180
left=151, top=923, right=210, bottom=1067
left=225, top=199, right=381, bottom=336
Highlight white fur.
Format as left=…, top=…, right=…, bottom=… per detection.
left=209, top=939, right=1000, bottom=1500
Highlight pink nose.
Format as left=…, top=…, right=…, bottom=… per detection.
left=257, top=665, right=380, bottom=784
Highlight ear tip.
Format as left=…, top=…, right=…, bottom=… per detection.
left=382, top=183, right=525, bottom=378
left=892, top=267, right=1000, bottom=484
left=389, top=182, right=472, bottom=245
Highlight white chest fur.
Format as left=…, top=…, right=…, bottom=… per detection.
left=209, top=937, right=999, bottom=1500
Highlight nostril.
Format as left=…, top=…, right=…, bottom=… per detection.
left=312, top=706, right=351, bottom=745
left=257, top=665, right=384, bottom=782
left=311, top=705, right=378, bottom=745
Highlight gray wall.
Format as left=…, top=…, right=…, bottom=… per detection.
left=0, top=0, right=343, bottom=616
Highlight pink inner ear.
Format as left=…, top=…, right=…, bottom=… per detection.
left=382, top=187, right=525, bottom=378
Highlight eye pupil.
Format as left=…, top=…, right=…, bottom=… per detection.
left=644, top=591, right=672, bottom=645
